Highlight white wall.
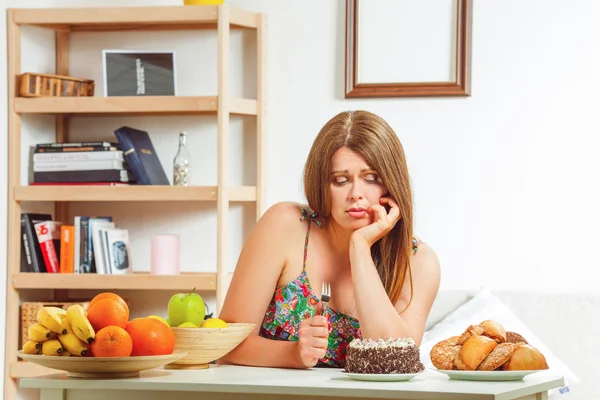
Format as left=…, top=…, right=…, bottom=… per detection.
left=2, top=0, right=600, bottom=398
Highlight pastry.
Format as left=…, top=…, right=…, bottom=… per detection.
left=502, top=344, right=549, bottom=371
left=457, top=324, right=485, bottom=345
left=476, top=342, right=517, bottom=371
left=430, top=336, right=461, bottom=370
left=454, top=334, right=497, bottom=370
left=506, top=331, right=528, bottom=344
left=345, top=338, right=425, bottom=374
left=479, top=320, right=507, bottom=343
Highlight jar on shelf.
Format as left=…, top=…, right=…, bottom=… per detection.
left=173, top=131, right=191, bottom=186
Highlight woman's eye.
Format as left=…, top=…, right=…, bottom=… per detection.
left=365, top=174, right=378, bottom=183
left=334, top=177, right=348, bottom=185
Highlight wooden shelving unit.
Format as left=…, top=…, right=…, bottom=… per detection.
left=4, top=4, right=267, bottom=399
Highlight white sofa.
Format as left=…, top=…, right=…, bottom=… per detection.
left=422, top=289, right=600, bottom=400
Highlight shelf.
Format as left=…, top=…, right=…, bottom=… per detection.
left=11, top=5, right=258, bottom=31
left=14, top=96, right=257, bottom=116
left=14, top=185, right=256, bottom=202
left=10, top=361, right=62, bottom=379
left=12, top=272, right=216, bottom=291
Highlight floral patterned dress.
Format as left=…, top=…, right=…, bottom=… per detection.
left=258, top=207, right=421, bottom=368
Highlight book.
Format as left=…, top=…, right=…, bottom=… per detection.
left=36, top=141, right=118, bottom=148
left=104, top=228, right=132, bottom=274
left=113, top=126, right=170, bottom=185
left=34, top=145, right=120, bottom=153
left=34, top=221, right=62, bottom=273
left=33, top=160, right=125, bottom=172
left=33, top=151, right=124, bottom=163
left=31, top=182, right=130, bottom=186
left=59, top=225, right=75, bottom=273
left=89, top=217, right=114, bottom=274
left=20, top=213, right=52, bottom=273
left=33, top=169, right=133, bottom=183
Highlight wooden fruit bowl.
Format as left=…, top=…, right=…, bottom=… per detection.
left=17, top=351, right=187, bottom=378
left=165, top=323, right=255, bottom=370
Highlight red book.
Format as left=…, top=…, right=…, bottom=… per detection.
left=34, top=221, right=62, bottom=273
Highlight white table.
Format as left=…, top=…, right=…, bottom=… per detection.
left=19, top=365, right=565, bottom=400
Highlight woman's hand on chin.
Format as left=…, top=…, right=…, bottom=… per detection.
left=350, top=197, right=401, bottom=248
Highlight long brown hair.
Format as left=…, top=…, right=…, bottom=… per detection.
left=303, top=110, right=413, bottom=307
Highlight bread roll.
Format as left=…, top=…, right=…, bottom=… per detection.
left=477, top=342, right=517, bottom=371
left=502, top=344, right=549, bottom=371
left=430, top=336, right=461, bottom=370
left=479, top=320, right=507, bottom=343
left=506, top=331, right=528, bottom=344
left=454, top=334, right=497, bottom=370
left=457, top=324, right=485, bottom=345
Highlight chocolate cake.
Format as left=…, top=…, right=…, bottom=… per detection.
left=344, top=338, right=425, bottom=374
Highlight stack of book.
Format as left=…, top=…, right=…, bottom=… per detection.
left=31, top=141, right=134, bottom=185
left=21, top=212, right=132, bottom=274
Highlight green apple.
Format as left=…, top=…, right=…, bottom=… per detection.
left=168, top=287, right=206, bottom=327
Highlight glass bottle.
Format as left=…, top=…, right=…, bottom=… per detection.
left=173, top=131, right=191, bottom=186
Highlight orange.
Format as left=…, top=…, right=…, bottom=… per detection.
left=126, top=317, right=175, bottom=356
left=91, top=326, right=133, bottom=357
left=87, top=298, right=129, bottom=331
left=89, top=292, right=129, bottom=315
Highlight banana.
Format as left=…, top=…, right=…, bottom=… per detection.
left=41, top=339, right=63, bottom=356
left=66, top=304, right=95, bottom=344
left=37, top=307, right=67, bottom=335
left=28, top=323, right=52, bottom=342
left=57, top=321, right=88, bottom=356
left=22, top=340, right=41, bottom=355
left=62, top=350, right=72, bottom=357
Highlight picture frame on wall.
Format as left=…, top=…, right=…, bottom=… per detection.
left=102, top=50, right=177, bottom=97
left=345, top=0, right=472, bottom=98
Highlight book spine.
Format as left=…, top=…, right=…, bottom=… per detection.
left=33, top=169, right=132, bottom=183
left=33, top=160, right=125, bottom=172
left=34, top=145, right=119, bottom=154
left=79, top=218, right=91, bottom=273
left=22, top=214, right=50, bottom=273
left=20, top=218, right=33, bottom=272
left=36, top=141, right=117, bottom=148
left=34, top=222, right=60, bottom=273
left=33, top=151, right=124, bottom=163
left=73, top=217, right=81, bottom=273
left=59, top=225, right=74, bottom=273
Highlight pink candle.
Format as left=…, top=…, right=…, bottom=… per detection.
left=151, top=234, right=180, bottom=275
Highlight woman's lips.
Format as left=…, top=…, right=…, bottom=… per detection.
left=347, top=209, right=367, bottom=218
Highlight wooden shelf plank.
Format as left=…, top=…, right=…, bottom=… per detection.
left=14, top=96, right=218, bottom=116
left=14, top=185, right=218, bottom=202
left=230, top=98, right=258, bottom=115
left=10, top=361, right=63, bottom=379
left=12, top=272, right=216, bottom=290
left=230, top=8, right=258, bottom=29
left=14, top=96, right=257, bottom=116
left=11, top=6, right=259, bottom=32
left=12, top=6, right=218, bottom=28
left=230, top=186, right=257, bottom=202
left=14, top=186, right=257, bottom=202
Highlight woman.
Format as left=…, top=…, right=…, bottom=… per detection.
left=219, top=110, right=441, bottom=369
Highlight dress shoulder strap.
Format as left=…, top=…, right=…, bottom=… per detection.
left=299, top=206, right=321, bottom=271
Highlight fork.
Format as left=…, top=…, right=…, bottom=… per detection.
left=320, top=281, right=331, bottom=316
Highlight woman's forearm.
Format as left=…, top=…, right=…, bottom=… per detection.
left=349, top=238, right=413, bottom=340
left=218, top=334, right=303, bottom=368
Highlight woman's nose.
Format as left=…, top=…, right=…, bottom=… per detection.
left=349, top=183, right=365, bottom=201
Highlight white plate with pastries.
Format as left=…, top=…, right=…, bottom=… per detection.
left=429, top=320, right=550, bottom=381
left=433, top=369, right=543, bottom=381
